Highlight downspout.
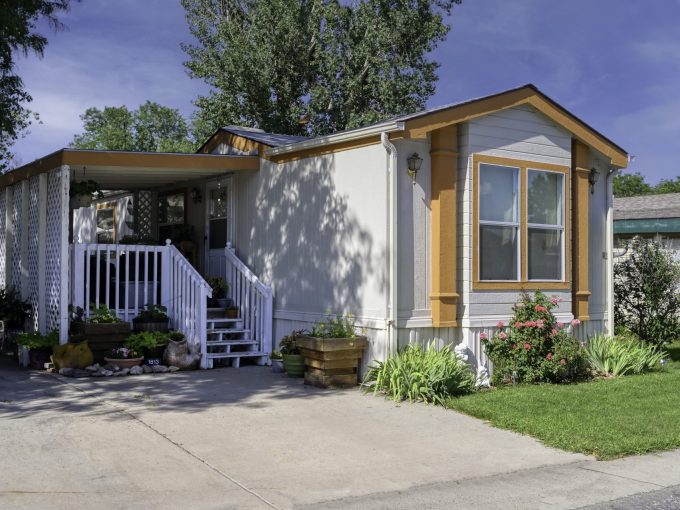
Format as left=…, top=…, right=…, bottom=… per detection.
left=605, top=166, right=620, bottom=335
left=381, top=132, right=398, bottom=357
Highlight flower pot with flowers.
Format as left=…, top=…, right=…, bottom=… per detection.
left=70, top=304, right=131, bottom=362
left=482, top=291, right=589, bottom=385
left=279, top=331, right=305, bottom=378
left=104, top=346, right=144, bottom=369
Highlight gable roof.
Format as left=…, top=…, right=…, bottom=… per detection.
left=197, top=125, right=309, bottom=154
left=266, top=84, right=628, bottom=167
left=614, top=193, right=680, bottom=220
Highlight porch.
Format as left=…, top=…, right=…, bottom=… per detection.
left=0, top=149, right=273, bottom=368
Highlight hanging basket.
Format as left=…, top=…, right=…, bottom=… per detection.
left=69, top=194, right=93, bottom=209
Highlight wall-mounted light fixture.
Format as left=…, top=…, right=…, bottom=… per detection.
left=407, top=153, right=423, bottom=185
left=191, top=187, right=203, bottom=204
left=589, top=167, right=600, bottom=194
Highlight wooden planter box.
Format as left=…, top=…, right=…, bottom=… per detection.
left=296, top=335, right=368, bottom=388
left=70, top=322, right=131, bottom=362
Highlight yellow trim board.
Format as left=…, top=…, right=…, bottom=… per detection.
left=472, top=154, right=571, bottom=292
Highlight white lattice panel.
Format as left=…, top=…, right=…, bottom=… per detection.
left=0, top=191, right=6, bottom=289
left=27, top=176, right=40, bottom=331
left=135, top=190, right=153, bottom=240
left=45, top=169, right=65, bottom=332
left=11, top=183, right=22, bottom=290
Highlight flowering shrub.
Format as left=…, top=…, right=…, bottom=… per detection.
left=483, top=292, right=589, bottom=384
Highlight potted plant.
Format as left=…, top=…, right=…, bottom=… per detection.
left=296, top=314, right=368, bottom=388
left=207, top=277, right=230, bottom=308
left=104, top=346, right=144, bottom=369
left=269, top=351, right=284, bottom=373
left=125, top=330, right=170, bottom=362
left=133, top=304, right=170, bottom=332
left=69, top=180, right=104, bottom=209
left=279, top=331, right=305, bottom=378
left=16, top=330, right=59, bottom=369
left=0, top=286, right=32, bottom=332
left=69, top=304, right=130, bottom=362
left=226, top=305, right=239, bottom=319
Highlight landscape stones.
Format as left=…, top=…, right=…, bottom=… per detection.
left=85, top=364, right=100, bottom=372
left=168, top=366, right=180, bottom=373
left=152, top=365, right=168, bottom=373
left=57, top=364, right=175, bottom=378
left=142, top=365, right=153, bottom=374
left=58, top=368, right=74, bottom=376
left=129, top=365, right=143, bottom=375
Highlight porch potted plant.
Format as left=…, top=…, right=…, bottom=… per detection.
left=16, top=330, right=59, bottom=370
left=269, top=351, right=284, bottom=373
left=69, top=179, right=104, bottom=209
left=279, top=331, right=305, bottom=378
left=69, top=304, right=130, bottom=362
left=133, top=304, right=170, bottom=332
left=125, top=331, right=170, bottom=362
left=296, top=315, right=368, bottom=388
left=104, top=346, right=144, bottom=369
left=207, top=277, right=230, bottom=308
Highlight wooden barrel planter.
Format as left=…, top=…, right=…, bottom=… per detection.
left=296, top=335, right=368, bottom=388
left=70, top=322, right=131, bottom=362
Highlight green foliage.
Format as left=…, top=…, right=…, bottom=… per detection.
left=484, top=292, right=589, bottom=384
left=168, top=331, right=185, bottom=342
left=71, top=101, right=195, bottom=153
left=0, top=286, right=31, bottom=328
left=584, top=334, right=666, bottom=377
left=16, top=330, right=59, bottom=349
left=363, top=341, right=476, bottom=404
left=136, top=304, right=169, bottom=321
left=613, top=172, right=680, bottom=197
left=269, top=350, right=283, bottom=360
left=1, top=0, right=74, bottom=172
left=125, top=331, right=170, bottom=353
left=310, top=314, right=358, bottom=338
left=87, top=304, right=121, bottom=324
left=206, top=277, right=228, bottom=299
left=182, top=0, right=461, bottom=139
left=655, top=176, right=680, bottom=194
left=69, top=179, right=103, bottom=198
left=614, top=237, right=680, bottom=347
left=279, top=330, right=304, bottom=355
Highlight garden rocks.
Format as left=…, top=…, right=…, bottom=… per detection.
left=142, top=365, right=153, bottom=374
left=168, top=366, right=180, bottom=373
left=129, top=365, right=143, bottom=375
left=57, top=364, right=176, bottom=378
left=152, top=365, right=168, bottom=373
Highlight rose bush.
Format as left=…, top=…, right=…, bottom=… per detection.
left=483, top=291, right=589, bottom=385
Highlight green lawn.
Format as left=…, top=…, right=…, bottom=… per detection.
left=447, top=342, right=680, bottom=460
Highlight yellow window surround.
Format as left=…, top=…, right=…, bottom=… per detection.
left=472, top=154, right=571, bottom=291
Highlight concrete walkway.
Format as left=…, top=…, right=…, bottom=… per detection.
left=1, top=359, right=679, bottom=510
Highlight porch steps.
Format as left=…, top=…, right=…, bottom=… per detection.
left=204, top=311, right=266, bottom=368
left=207, top=328, right=250, bottom=335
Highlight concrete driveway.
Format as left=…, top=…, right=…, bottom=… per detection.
left=1, top=359, right=679, bottom=509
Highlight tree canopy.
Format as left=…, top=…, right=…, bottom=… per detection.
left=71, top=102, right=195, bottom=153
left=613, top=171, right=680, bottom=197
left=1, top=0, right=74, bottom=172
left=181, top=0, right=461, bottom=141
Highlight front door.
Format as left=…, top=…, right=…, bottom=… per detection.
left=205, top=178, right=233, bottom=279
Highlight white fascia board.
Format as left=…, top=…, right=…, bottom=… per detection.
left=265, top=121, right=405, bottom=157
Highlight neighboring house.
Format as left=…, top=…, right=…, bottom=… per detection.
left=613, top=193, right=680, bottom=261
left=0, top=84, right=628, bottom=370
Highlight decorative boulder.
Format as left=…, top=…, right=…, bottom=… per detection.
left=163, top=339, right=200, bottom=370
left=52, top=340, right=94, bottom=370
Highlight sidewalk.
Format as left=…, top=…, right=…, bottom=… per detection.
left=1, top=358, right=678, bottom=509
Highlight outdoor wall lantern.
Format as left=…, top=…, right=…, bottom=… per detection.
left=589, top=167, right=600, bottom=194
left=407, top=153, right=423, bottom=185
left=191, top=187, right=203, bottom=204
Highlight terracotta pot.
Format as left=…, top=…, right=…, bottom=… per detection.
left=104, top=356, right=144, bottom=369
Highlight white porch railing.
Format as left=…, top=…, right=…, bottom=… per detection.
left=71, top=240, right=212, bottom=367
left=224, top=243, right=273, bottom=357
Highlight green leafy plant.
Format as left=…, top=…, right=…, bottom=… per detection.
left=614, top=237, right=680, bottom=348
left=136, top=303, right=168, bottom=321
left=168, top=331, right=185, bottom=342
left=310, top=314, right=358, bottom=338
left=16, top=330, right=59, bottom=350
left=207, top=277, right=229, bottom=299
left=69, top=180, right=104, bottom=198
left=279, top=331, right=305, bottom=355
left=125, top=331, right=170, bottom=353
left=584, top=334, right=666, bottom=377
left=0, top=287, right=31, bottom=329
left=483, top=291, right=589, bottom=385
left=269, top=351, right=283, bottom=360
left=363, top=341, right=476, bottom=404
left=87, top=304, right=121, bottom=324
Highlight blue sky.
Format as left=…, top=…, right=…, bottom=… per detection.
left=13, top=0, right=680, bottom=183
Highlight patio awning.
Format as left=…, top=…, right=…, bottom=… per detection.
left=1, top=149, right=260, bottom=190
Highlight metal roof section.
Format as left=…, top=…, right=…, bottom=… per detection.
left=220, top=126, right=310, bottom=147
left=614, top=193, right=680, bottom=221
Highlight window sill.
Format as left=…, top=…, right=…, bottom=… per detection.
left=472, top=281, right=571, bottom=291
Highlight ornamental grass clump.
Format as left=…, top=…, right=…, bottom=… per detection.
left=483, top=291, right=589, bottom=385
left=584, top=334, right=666, bottom=377
left=363, top=341, right=476, bottom=404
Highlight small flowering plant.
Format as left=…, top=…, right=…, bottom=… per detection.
left=483, top=291, right=589, bottom=384
left=108, top=347, right=141, bottom=359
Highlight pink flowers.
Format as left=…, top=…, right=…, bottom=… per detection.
left=551, top=328, right=558, bottom=336
left=524, top=320, right=536, bottom=327
left=546, top=353, right=553, bottom=361
left=534, top=305, right=548, bottom=313
left=550, top=297, right=559, bottom=305
left=514, top=321, right=523, bottom=329
left=571, top=319, right=581, bottom=327
left=536, top=319, right=545, bottom=329
left=497, top=321, right=505, bottom=329
left=560, top=358, right=568, bottom=366
left=499, top=332, right=507, bottom=340
left=480, top=332, right=488, bottom=341
left=523, top=342, right=532, bottom=350
left=557, top=322, right=564, bottom=329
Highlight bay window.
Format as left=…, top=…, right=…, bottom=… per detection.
left=474, top=155, right=570, bottom=289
